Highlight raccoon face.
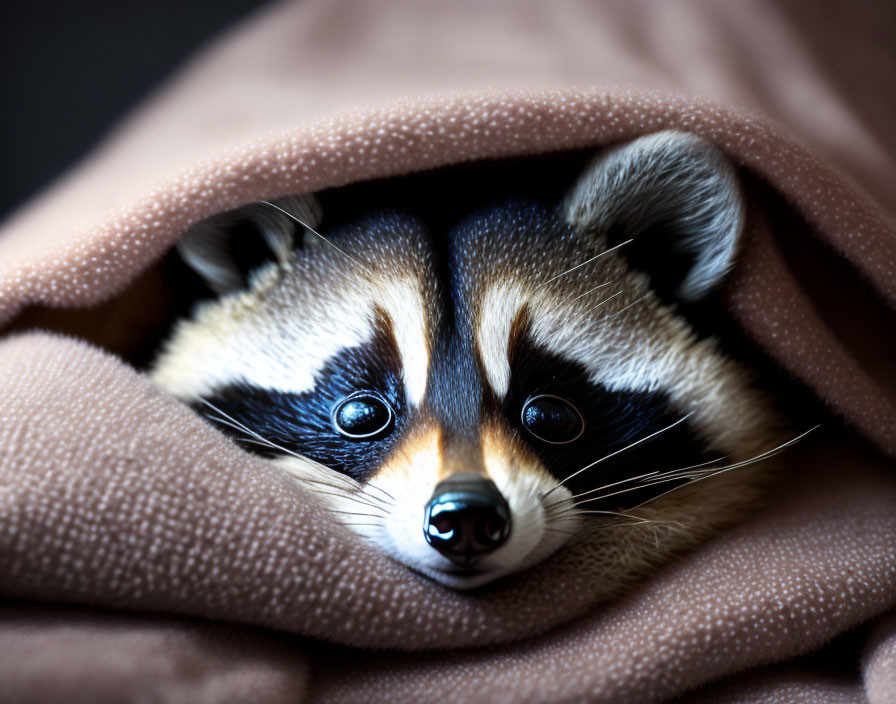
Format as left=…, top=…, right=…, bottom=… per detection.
left=150, top=132, right=785, bottom=590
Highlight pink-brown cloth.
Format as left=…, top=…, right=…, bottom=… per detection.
left=1, top=1, right=894, bottom=702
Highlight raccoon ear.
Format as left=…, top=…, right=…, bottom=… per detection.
left=564, top=131, right=744, bottom=302
left=176, top=193, right=323, bottom=295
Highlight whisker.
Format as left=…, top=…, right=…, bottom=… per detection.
left=205, top=414, right=275, bottom=446
left=259, top=200, right=369, bottom=272
left=306, top=482, right=390, bottom=509
left=545, top=456, right=725, bottom=511
left=541, top=412, right=694, bottom=500
left=574, top=425, right=821, bottom=510
left=202, top=400, right=297, bottom=451
left=363, top=482, right=397, bottom=503
left=563, top=510, right=650, bottom=523
left=624, top=425, right=822, bottom=510
left=539, top=239, right=633, bottom=287
left=577, top=514, right=682, bottom=529
left=205, top=414, right=331, bottom=469
left=544, top=470, right=662, bottom=511
left=646, top=425, right=819, bottom=485
left=235, top=436, right=289, bottom=452
left=328, top=509, right=386, bottom=519
left=288, top=470, right=391, bottom=507
left=304, top=473, right=395, bottom=505
left=591, top=289, right=624, bottom=309
left=632, top=456, right=724, bottom=481
left=573, top=474, right=697, bottom=508
left=200, top=400, right=397, bottom=510
left=549, top=507, right=637, bottom=521
left=603, top=293, right=650, bottom=319
left=571, top=517, right=680, bottom=539
left=569, top=280, right=614, bottom=303
left=291, top=473, right=393, bottom=506
left=201, top=399, right=327, bottom=467
left=309, top=489, right=389, bottom=512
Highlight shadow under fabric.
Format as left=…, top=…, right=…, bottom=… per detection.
left=1, top=1, right=895, bottom=702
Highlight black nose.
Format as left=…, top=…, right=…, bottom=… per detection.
left=423, top=475, right=511, bottom=568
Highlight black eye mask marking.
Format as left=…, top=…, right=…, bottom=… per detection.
left=505, top=340, right=712, bottom=510
left=194, top=315, right=406, bottom=483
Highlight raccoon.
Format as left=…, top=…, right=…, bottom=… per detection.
left=150, top=131, right=791, bottom=591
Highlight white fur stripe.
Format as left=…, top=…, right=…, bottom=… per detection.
left=476, top=281, right=529, bottom=399
left=376, top=278, right=431, bottom=407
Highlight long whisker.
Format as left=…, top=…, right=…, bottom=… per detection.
left=569, top=280, right=614, bottom=303
left=308, top=489, right=390, bottom=512
left=544, top=470, right=661, bottom=511
left=573, top=473, right=701, bottom=508
left=545, top=456, right=725, bottom=511
left=645, top=425, right=819, bottom=486
left=571, top=517, right=683, bottom=539
left=301, top=470, right=395, bottom=505
left=574, top=425, right=821, bottom=510
left=632, top=456, right=724, bottom=481
left=207, top=416, right=389, bottom=510
left=282, top=472, right=390, bottom=505
left=200, top=399, right=397, bottom=505
left=201, top=400, right=308, bottom=460
left=202, top=400, right=342, bottom=477
left=328, top=509, right=386, bottom=519
left=205, top=415, right=280, bottom=449
left=604, top=293, right=650, bottom=319
left=560, top=511, right=653, bottom=523
left=591, top=289, right=624, bottom=309
left=205, top=413, right=352, bottom=478
left=623, top=425, right=822, bottom=510
left=363, top=482, right=397, bottom=503
left=539, top=239, right=633, bottom=288
left=301, top=471, right=395, bottom=506
left=548, top=507, right=638, bottom=521
left=236, top=437, right=284, bottom=451
left=541, top=412, right=694, bottom=500
left=259, top=200, right=370, bottom=272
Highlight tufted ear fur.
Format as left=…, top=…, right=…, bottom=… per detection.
left=563, top=131, right=744, bottom=302
left=176, top=194, right=322, bottom=295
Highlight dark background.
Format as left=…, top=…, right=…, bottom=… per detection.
left=0, top=0, right=270, bottom=220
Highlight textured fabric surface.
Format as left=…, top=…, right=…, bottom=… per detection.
left=0, top=602, right=309, bottom=704
left=686, top=671, right=865, bottom=704
left=865, top=613, right=896, bottom=704
left=1, top=0, right=894, bottom=702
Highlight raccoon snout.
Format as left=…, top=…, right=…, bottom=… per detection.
left=423, top=475, right=512, bottom=568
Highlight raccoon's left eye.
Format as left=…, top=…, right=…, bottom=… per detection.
left=521, top=394, right=585, bottom=444
left=331, top=391, right=395, bottom=439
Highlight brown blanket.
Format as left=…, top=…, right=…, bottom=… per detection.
left=1, top=1, right=895, bottom=702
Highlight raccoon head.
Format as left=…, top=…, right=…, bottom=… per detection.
left=150, top=131, right=784, bottom=590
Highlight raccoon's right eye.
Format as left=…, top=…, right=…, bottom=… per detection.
left=331, top=391, right=395, bottom=439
